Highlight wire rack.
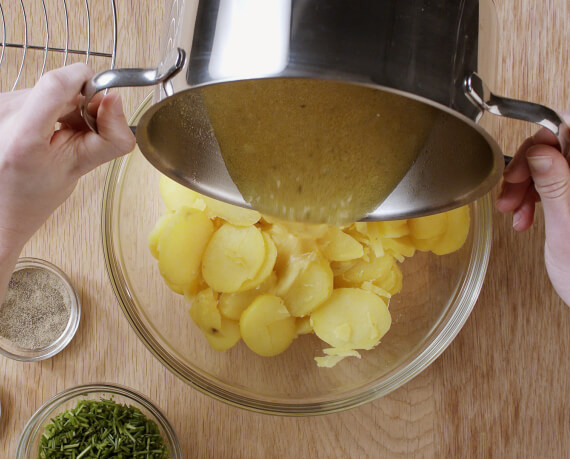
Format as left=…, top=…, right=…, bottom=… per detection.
left=0, top=0, right=117, bottom=91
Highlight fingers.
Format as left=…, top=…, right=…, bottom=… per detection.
left=20, top=63, right=94, bottom=140
left=496, top=177, right=533, bottom=213
left=502, top=137, right=533, bottom=184
left=526, top=144, right=570, bottom=243
left=58, top=93, right=104, bottom=132
left=496, top=117, right=570, bottom=219
left=73, top=93, right=135, bottom=175
left=531, top=126, right=560, bottom=147
left=511, top=185, right=538, bottom=232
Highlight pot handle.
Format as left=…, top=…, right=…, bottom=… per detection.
left=464, top=73, right=570, bottom=158
left=80, top=48, right=186, bottom=133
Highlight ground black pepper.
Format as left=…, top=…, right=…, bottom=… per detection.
left=0, top=267, right=71, bottom=349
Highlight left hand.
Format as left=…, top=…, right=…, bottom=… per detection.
left=0, top=63, right=135, bottom=250
left=495, top=113, right=570, bottom=307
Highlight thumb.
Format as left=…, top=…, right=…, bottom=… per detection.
left=76, top=93, right=136, bottom=175
left=526, top=144, right=570, bottom=243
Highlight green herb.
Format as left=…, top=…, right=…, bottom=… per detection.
left=37, top=398, right=170, bottom=458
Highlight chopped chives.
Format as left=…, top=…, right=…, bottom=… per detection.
left=37, top=398, right=170, bottom=458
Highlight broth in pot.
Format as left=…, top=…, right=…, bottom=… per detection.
left=201, top=79, right=439, bottom=224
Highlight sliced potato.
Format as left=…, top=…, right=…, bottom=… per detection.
left=337, top=253, right=394, bottom=286
left=330, top=259, right=360, bottom=277
left=159, top=174, right=205, bottom=212
left=276, top=253, right=333, bottom=317
left=183, top=275, right=206, bottom=300
left=148, top=213, right=174, bottom=259
left=375, top=263, right=403, bottom=296
left=204, top=317, right=241, bottom=351
left=219, top=273, right=276, bottom=321
left=164, top=279, right=185, bottom=295
left=189, top=288, right=221, bottom=332
left=201, top=195, right=261, bottom=226
left=189, top=288, right=240, bottom=351
left=408, top=213, right=448, bottom=240
left=373, top=220, right=409, bottom=238
left=317, top=227, right=364, bottom=262
left=238, top=232, right=277, bottom=291
left=411, top=235, right=441, bottom=252
left=431, top=206, right=470, bottom=255
left=361, top=281, right=391, bottom=301
left=346, top=222, right=384, bottom=257
left=382, top=236, right=416, bottom=261
left=295, top=316, right=313, bottom=335
left=267, top=224, right=303, bottom=274
left=202, top=223, right=266, bottom=293
left=240, top=294, right=296, bottom=356
left=310, top=288, right=391, bottom=350
left=158, top=208, right=214, bottom=287
left=314, top=348, right=361, bottom=368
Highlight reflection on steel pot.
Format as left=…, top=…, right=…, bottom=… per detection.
left=81, top=0, right=569, bottom=221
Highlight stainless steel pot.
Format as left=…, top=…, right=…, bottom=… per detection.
left=82, top=0, right=569, bottom=221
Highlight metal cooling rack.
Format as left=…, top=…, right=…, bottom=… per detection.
left=0, top=0, right=117, bottom=91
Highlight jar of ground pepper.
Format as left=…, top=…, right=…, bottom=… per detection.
left=0, top=258, right=80, bottom=361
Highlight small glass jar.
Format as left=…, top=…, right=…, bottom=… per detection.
left=17, top=383, right=182, bottom=458
left=0, top=257, right=80, bottom=361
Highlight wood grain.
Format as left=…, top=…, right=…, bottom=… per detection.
left=0, top=0, right=568, bottom=457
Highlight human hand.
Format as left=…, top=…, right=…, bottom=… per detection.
left=0, top=63, right=135, bottom=251
left=495, top=113, right=570, bottom=306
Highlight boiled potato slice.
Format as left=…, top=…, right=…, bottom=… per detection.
left=158, top=208, right=214, bottom=287
left=408, top=213, right=448, bottom=240
left=189, top=288, right=221, bottom=333
left=347, top=222, right=384, bottom=257
left=148, top=213, right=174, bottom=259
left=314, top=348, right=361, bottom=368
left=267, top=224, right=303, bottom=274
left=240, top=294, right=296, bottom=356
left=204, top=317, right=241, bottom=351
left=238, top=232, right=277, bottom=291
left=310, top=288, right=391, bottom=350
left=361, top=281, right=391, bottom=301
left=337, top=253, right=394, bottom=286
left=317, top=227, right=364, bottom=262
left=276, top=253, right=333, bottom=317
left=373, top=220, right=409, bottom=238
left=375, top=263, right=403, bottom=296
left=219, top=273, right=276, bottom=321
left=330, top=259, right=359, bottom=277
left=202, top=223, right=266, bottom=293
left=382, top=236, right=416, bottom=261
left=201, top=195, right=261, bottom=226
left=189, top=288, right=241, bottom=351
left=159, top=174, right=205, bottom=212
left=410, top=235, right=441, bottom=252
left=165, top=280, right=185, bottom=295
left=295, top=316, right=313, bottom=335
left=431, top=206, right=470, bottom=255
left=183, top=275, right=206, bottom=299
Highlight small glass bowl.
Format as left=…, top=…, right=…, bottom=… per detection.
left=16, top=383, right=182, bottom=458
left=0, top=257, right=81, bottom=361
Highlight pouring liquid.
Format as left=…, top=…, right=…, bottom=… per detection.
left=201, top=79, right=438, bottom=225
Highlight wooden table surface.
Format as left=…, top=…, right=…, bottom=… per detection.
left=0, top=0, right=568, bottom=457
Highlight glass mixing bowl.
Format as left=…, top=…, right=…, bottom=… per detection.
left=102, top=95, right=492, bottom=415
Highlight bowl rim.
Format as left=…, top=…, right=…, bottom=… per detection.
left=101, top=94, right=493, bottom=415
left=0, top=257, right=81, bottom=362
left=16, top=382, right=182, bottom=458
